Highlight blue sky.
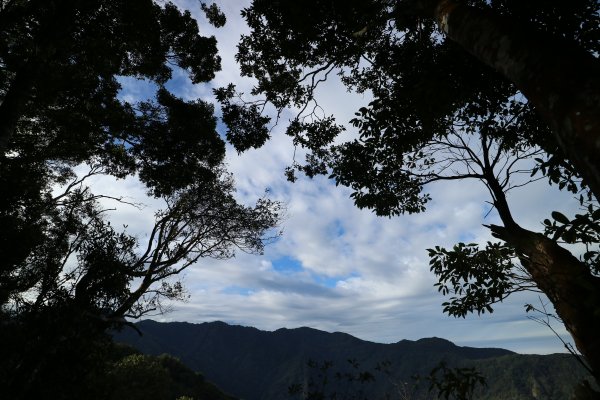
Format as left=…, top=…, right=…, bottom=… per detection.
left=92, top=0, right=585, bottom=354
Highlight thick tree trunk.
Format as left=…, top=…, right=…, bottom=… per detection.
left=426, top=0, right=600, bottom=386
left=410, top=0, right=600, bottom=200
left=489, top=224, right=600, bottom=382
left=478, top=157, right=600, bottom=383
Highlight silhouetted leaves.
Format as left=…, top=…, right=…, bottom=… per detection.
left=426, top=361, right=486, bottom=400
left=0, top=2, right=282, bottom=398
left=428, top=242, right=522, bottom=317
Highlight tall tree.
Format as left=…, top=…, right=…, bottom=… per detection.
left=399, top=0, right=600, bottom=199
left=0, top=1, right=281, bottom=398
left=220, top=0, right=600, bottom=387
left=0, top=0, right=227, bottom=273
left=2, top=169, right=280, bottom=399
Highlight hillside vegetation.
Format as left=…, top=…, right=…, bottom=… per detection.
left=115, top=320, right=594, bottom=400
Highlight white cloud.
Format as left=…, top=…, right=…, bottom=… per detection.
left=99, top=0, right=584, bottom=355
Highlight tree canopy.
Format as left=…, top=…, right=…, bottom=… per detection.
left=221, top=0, right=600, bottom=388
left=0, top=1, right=280, bottom=398
left=1, top=0, right=599, bottom=396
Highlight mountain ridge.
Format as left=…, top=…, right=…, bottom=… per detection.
left=114, top=320, right=591, bottom=400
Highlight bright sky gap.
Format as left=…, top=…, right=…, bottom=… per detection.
left=93, top=0, right=584, bottom=354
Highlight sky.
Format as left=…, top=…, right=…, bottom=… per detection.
left=91, top=0, right=584, bottom=354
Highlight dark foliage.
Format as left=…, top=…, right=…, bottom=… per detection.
left=222, top=0, right=600, bottom=384
left=428, top=242, right=531, bottom=317
left=116, top=320, right=594, bottom=400
left=426, top=361, right=486, bottom=400
left=0, top=1, right=280, bottom=398
left=91, top=344, right=237, bottom=400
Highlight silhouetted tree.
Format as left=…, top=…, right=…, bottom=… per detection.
left=289, top=359, right=486, bottom=400
left=219, top=0, right=600, bottom=387
left=0, top=1, right=280, bottom=398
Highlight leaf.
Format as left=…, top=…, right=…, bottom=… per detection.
left=562, top=228, right=577, bottom=243
left=552, top=225, right=567, bottom=241
left=551, top=211, right=570, bottom=225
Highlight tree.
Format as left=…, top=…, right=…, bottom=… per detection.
left=398, top=0, right=600, bottom=199
left=426, top=361, right=486, bottom=400
left=219, top=0, right=600, bottom=387
left=288, top=358, right=487, bottom=400
left=0, top=0, right=225, bottom=287
left=77, top=344, right=237, bottom=400
left=0, top=1, right=281, bottom=398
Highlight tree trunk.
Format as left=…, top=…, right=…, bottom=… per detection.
left=489, top=223, right=600, bottom=384
left=410, top=0, right=600, bottom=200
left=480, top=155, right=600, bottom=384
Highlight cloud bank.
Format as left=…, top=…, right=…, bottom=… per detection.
left=100, top=0, right=582, bottom=354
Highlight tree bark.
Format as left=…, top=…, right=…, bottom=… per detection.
left=417, top=0, right=600, bottom=385
left=489, top=223, right=600, bottom=384
left=479, top=157, right=600, bottom=384
left=409, top=0, right=600, bottom=200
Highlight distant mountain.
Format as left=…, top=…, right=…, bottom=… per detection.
left=114, top=320, right=593, bottom=400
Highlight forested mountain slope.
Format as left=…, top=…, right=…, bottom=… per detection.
left=115, top=320, right=593, bottom=399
